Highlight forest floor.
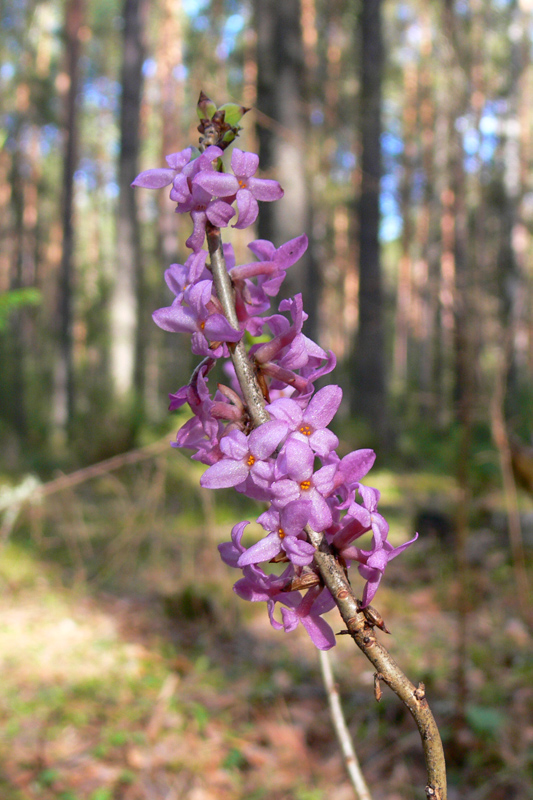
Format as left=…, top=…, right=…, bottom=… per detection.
left=0, top=449, right=531, bottom=800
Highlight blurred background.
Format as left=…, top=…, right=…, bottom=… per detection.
left=0, top=1, right=532, bottom=798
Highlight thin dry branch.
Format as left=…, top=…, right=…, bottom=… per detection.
left=38, top=436, right=172, bottom=498
left=319, top=650, right=373, bottom=800
left=206, top=224, right=447, bottom=800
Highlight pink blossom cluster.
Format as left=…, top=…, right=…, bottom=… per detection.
left=134, top=143, right=417, bottom=650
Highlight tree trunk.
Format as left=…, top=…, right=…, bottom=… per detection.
left=351, top=0, right=386, bottom=442
left=253, top=0, right=319, bottom=338
left=110, top=0, right=146, bottom=422
left=53, top=0, right=84, bottom=440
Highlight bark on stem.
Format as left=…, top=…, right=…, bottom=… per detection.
left=206, top=223, right=269, bottom=429
left=206, top=223, right=447, bottom=800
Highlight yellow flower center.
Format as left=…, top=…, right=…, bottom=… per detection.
left=238, top=179, right=247, bottom=189
left=277, top=528, right=285, bottom=539
left=299, top=424, right=312, bottom=436
left=246, top=454, right=256, bottom=467
left=300, top=480, right=311, bottom=491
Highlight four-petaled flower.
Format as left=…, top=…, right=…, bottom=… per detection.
left=267, top=385, right=342, bottom=457
left=153, top=280, right=242, bottom=358
left=193, top=148, right=283, bottom=229
left=200, top=420, right=289, bottom=490
left=271, top=438, right=336, bottom=531
left=238, top=500, right=315, bottom=567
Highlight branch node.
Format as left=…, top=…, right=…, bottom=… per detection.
left=425, top=785, right=444, bottom=800
left=414, top=682, right=426, bottom=701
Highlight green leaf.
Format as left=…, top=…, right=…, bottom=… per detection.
left=218, top=103, right=249, bottom=127
left=197, top=91, right=217, bottom=120
left=222, top=129, right=238, bottom=144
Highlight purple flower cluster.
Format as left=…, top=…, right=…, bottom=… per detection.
left=134, top=140, right=417, bottom=650
left=133, top=146, right=283, bottom=251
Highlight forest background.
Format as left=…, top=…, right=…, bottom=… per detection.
left=0, top=1, right=532, bottom=799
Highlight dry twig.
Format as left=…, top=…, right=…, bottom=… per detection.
left=319, top=650, right=373, bottom=800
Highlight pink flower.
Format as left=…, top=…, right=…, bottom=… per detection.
left=237, top=500, right=315, bottom=567
left=267, top=385, right=342, bottom=457
left=347, top=534, right=419, bottom=607
left=271, top=438, right=336, bottom=531
left=132, top=147, right=193, bottom=192
left=279, top=586, right=336, bottom=650
left=200, top=420, right=289, bottom=490
left=177, top=184, right=235, bottom=252
left=153, top=280, right=243, bottom=358
left=193, top=148, right=283, bottom=228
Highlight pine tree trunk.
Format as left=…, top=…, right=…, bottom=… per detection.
left=351, top=0, right=386, bottom=441
left=253, top=0, right=319, bottom=337
left=110, top=0, right=146, bottom=422
left=54, top=0, right=84, bottom=440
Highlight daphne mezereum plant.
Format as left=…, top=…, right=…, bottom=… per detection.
left=133, top=93, right=447, bottom=800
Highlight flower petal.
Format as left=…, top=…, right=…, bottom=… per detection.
left=282, top=536, right=315, bottom=566
left=237, top=533, right=281, bottom=566
left=307, top=489, right=332, bottom=531
left=300, top=613, right=335, bottom=650
left=339, top=449, right=376, bottom=484
left=203, top=314, right=243, bottom=342
left=234, top=189, right=258, bottom=229
left=132, top=168, right=175, bottom=189
left=166, top=148, right=192, bottom=169
left=152, top=304, right=197, bottom=333
left=248, top=176, right=284, bottom=202
left=193, top=171, right=239, bottom=197
left=200, top=459, right=250, bottom=489
left=249, top=419, right=288, bottom=460
left=283, top=438, right=314, bottom=482
left=305, top=385, right=342, bottom=428
left=231, top=148, right=259, bottom=178
left=219, top=430, right=248, bottom=459
left=206, top=199, right=236, bottom=227
left=308, top=429, right=339, bottom=457
left=169, top=173, right=191, bottom=203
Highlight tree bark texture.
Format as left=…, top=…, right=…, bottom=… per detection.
left=253, top=0, right=319, bottom=339
left=111, top=0, right=146, bottom=410
left=351, top=0, right=386, bottom=441
left=55, top=0, right=84, bottom=438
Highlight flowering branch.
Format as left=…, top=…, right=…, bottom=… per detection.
left=133, top=93, right=447, bottom=800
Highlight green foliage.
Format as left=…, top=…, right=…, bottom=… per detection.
left=0, top=289, right=41, bottom=332
left=218, top=102, right=248, bottom=127
left=196, top=91, right=217, bottom=120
